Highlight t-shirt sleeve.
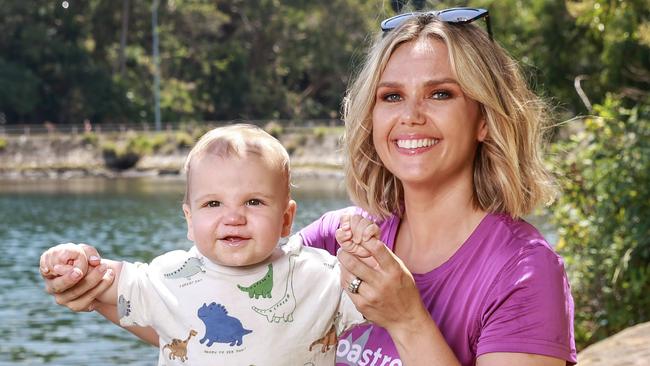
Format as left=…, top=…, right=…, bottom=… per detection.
left=117, top=261, right=158, bottom=327
left=118, top=252, right=184, bottom=329
left=477, top=243, right=577, bottom=364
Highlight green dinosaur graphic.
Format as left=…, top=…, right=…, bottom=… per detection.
left=252, top=256, right=296, bottom=323
left=237, top=264, right=273, bottom=299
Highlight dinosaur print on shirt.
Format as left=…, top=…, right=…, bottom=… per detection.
left=252, top=255, right=297, bottom=323
left=238, top=263, right=273, bottom=299
left=198, top=302, right=252, bottom=347
left=164, top=257, right=205, bottom=280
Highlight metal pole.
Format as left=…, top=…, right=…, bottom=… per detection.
left=152, top=0, right=161, bottom=131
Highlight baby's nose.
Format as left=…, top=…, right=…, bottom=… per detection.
left=224, top=208, right=246, bottom=225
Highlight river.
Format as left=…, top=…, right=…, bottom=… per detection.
left=0, top=177, right=349, bottom=365
left=0, top=176, right=556, bottom=365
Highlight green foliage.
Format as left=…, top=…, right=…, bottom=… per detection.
left=81, top=132, right=99, bottom=146
left=472, top=0, right=650, bottom=114
left=100, top=132, right=169, bottom=170
left=101, top=141, right=140, bottom=170
left=126, top=133, right=167, bottom=155
left=174, top=131, right=194, bottom=149
left=2, top=1, right=647, bottom=123
left=0, top=0, right=379, bottom=124
left=0, top=137, right=7, bottom=151
left=551, top=94, right=650, bottom=348
left=264, top=121, right=284, bottom=138
left=313, top=126, right=329, bottom=142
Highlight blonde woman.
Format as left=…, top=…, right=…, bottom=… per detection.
left=41, top=7, right=575, bottom=366
left=299, top=8, right=576, bottom=366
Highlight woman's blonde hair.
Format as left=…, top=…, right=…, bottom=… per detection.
left=344, top=15, right=556, bottom=219
left=183, top=124, right=291, bottom=205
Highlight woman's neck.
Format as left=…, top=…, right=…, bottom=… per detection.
left=395, top=179, right=487, bottom=272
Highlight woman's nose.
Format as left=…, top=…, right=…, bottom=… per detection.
left=401, top=99, right=425, bottom=126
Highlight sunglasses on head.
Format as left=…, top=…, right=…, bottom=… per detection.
left=380, top=7, right=492, bottom=40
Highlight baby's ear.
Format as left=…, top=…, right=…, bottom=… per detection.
left=182, top=204, right=195, bottom=241
left=281, top=200, right=297, bottom=237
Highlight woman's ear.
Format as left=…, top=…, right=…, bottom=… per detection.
left=477, top=116, right=488, bottom=142
left=182, top=203, right=194, bottom=242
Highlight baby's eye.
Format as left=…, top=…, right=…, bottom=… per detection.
left=431, top=90, right=452, bottom=100
left=246, top=199, right=262, bottom=206
left=205, top=200, right=221, bottom=208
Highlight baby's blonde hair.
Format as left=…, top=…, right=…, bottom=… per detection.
left=183, top=124, right=291, bottom=205
left=344, top=16, right=556, bottom=219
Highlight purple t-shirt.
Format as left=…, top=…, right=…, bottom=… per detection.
left=299, top=207, right=577, bottom=366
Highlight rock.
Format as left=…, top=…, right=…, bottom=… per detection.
left=577, top=321, right=650, bottom=366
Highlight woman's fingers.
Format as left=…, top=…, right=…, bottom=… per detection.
left=56, top=267, right=115, bottom=312
left=55, top=263, right=110, bottom=302
left=338, top=249, right=380, bottom=286
left=361, top=235, right=401, bottom=270
left=44, top=266, right=85, bottom=294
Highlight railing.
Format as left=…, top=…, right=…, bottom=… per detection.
left=0, top=119, right=344, bottom=136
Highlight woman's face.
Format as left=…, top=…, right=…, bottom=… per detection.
left=371, top=38, right=487, bottom=190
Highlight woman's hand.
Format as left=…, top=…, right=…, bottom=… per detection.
left=337, top=233, right=427, bottom=334
left=40, top=243, right=115, bottom=312
left=338, top=235, right=462, bottom=365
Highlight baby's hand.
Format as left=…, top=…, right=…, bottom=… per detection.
left=39, top=243, right=92, bottom=279
left=336, top=214, right=380, bottom=268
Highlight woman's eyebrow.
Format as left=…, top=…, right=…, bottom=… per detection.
left=377, top=78, right=459, bottom=89
left=377, top=81, right=402, bottom=89
left=423, top=78, right=459, bottom=87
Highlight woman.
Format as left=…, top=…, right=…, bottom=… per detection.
left=41, top=8, right=576, bottom=366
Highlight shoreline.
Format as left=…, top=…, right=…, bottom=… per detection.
left=0, top=126, right=345, bottom=181
left=0, top=165, right=344, bottom=181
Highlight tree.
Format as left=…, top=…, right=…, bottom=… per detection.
left=551, top=95, right=650, bottom=348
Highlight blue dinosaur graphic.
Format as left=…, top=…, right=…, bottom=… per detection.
left=197, top=302, right=252, bottom=347
left=164, top=257, right=205, bottom=280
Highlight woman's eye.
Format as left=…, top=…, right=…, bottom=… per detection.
left=246, top=199, right=262, bottom=206
left=431, top=90, right=451, bottom=100
left=381, top=93, right=402, bottom=102
left=205, top=201, right=221, bottom=207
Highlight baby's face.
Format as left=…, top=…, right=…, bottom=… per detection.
left=183, top=153, right=295, bottom=267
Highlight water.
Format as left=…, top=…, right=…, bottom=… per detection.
left=0, top=177, right=556, bottom=365
left=0, top=177, right=350, bottom=365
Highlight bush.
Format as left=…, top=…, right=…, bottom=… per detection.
left=101, top=141, right=141, bottom=170
left=551, top=95, right=650, bottom=349
left=264, top=121, right=283, bottom=138
left=174, top=131, right=194, bottom=149
left=313, top=126, right=328, bottom=142
left=126, top=133, right=167, bottom=155
left=80, top=132, right=99, bottom=146
left=0, top=137, right=6, bottom=151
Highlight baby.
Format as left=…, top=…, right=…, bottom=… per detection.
left=40, top=124, right=366, bottom=365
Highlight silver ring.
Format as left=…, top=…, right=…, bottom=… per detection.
left=348, top=277, right=362, bottom=294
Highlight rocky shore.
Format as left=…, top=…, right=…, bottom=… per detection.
left=577, top=321, right=650, bottom=366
